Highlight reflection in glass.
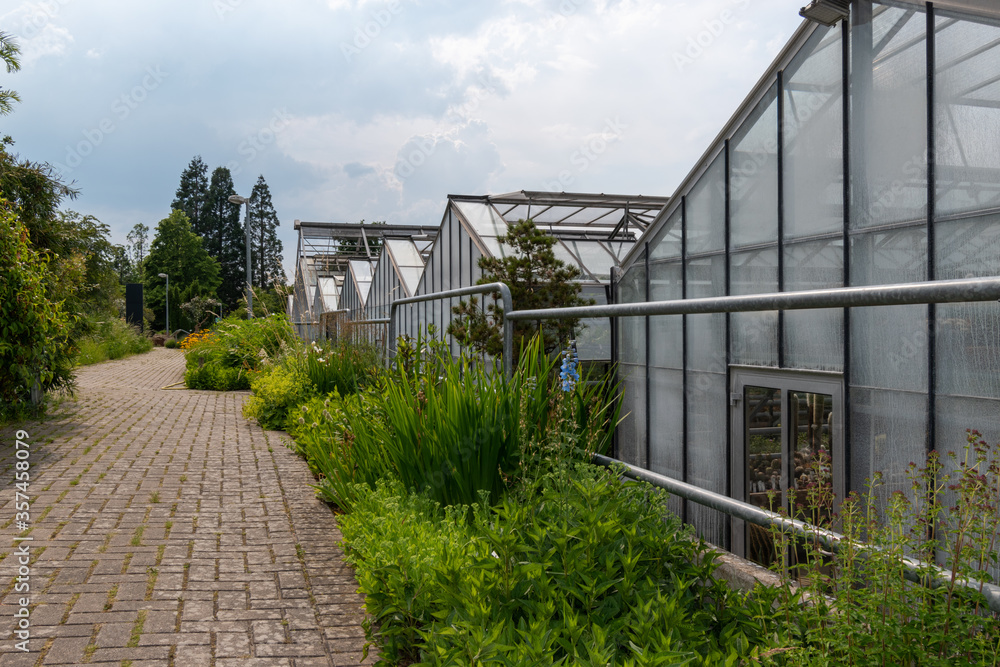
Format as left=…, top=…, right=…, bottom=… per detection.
left=746, top=386, right=782, bottom=568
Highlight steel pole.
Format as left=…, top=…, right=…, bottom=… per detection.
left=245, top=201, right=253, bottom=318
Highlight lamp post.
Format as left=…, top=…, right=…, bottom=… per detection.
left=158, top=273, right=169, bottom=335
left=228, top=194, right=253, bottom=318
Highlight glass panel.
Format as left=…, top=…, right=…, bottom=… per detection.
left=730, top=248, right=779, bottom=367
left=649, top=368, right=684, bottom=481
left=562, top=241, right=617, bottom=282
left=617, top=364, right=646, bottom=468
left=936, top=215, right=1000, bottom=399
left=935, top=12, right=1000, bottom=216
left=454, top=201, right=506, bottom=239
left=687, top=370, right=728, bottom=546
left=576, top=286, right=610, bottom=361
left=730, top=85, right=779, bottom=248
left=746, top=386, right=782, bottom=567
left=618, top=262, right=646, bottom=367
left=784, top=239, right=844, bottom=370
left=850, top=387, right=927, bottom=504
left=789, top=391, right=834, bottom=511
left=850, top=227, right=928, bottom=391
left=650, top=261, right=683, bottom=370
left=851, top=5, right=928, bottom=229
left=686, top=152, right=727, bottom=255
left=650, top=208, right=682, bottom=261
left=784, top=25, right=844, bottom=239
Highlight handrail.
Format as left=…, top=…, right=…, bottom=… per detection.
left=593, top=454, right=1000, bottom=613
left=506, top=277, right=1000, bottom=321
left=388, top=282, right=514, bottom=378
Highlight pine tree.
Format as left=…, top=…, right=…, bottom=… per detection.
left=248, top=175, right=285, bottom=288
left=448, top=219, right=592, bottom=359
left=170, top=156, right=209, bottom=237
left=203, top=167, right=246, bottom=311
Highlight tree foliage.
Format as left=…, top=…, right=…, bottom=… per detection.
left=171, top=155, right=209, bottom=235
left=448, top=219, right=591, bottom=358
left=0, top=200, right=75, bottom=415
left=143, top=209, right=221, bottom=332
left=0, top=31, right=21, bottom=117
left=248, top=174, right=285, bottom=288
left=203, top=166, right=246, bottom=311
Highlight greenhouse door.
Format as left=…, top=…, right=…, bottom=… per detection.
left=730, top=369, right=844, bottom=567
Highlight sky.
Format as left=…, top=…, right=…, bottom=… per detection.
left=1, top=0, right=805, bottom=281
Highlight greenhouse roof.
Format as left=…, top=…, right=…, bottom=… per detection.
left=449, top=191, right=669, bottom=283
left=449, top=191, right=669, bottom=241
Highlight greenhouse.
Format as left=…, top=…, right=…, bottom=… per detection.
left=613, top=0, right=1000, bottom=563
left=396, top=191, right=669, bottom=360
left=364, top=238, right=432, bottom=321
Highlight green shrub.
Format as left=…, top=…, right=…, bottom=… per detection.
left=760, top=429, right=1000, bottom=666
left=242, top=365, right=313, bottom=431
left=183, top=313, right=297, bottom=391
left=341, top=464, right=777, bottom=665
left=163, top=338, right=177, bottom=349
left=0, top=200, right=75, bottom=420
left=298, top=338, right=381, bottom=395
left=74, top=317, right=153, bottom=366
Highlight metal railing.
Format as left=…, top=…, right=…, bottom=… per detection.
left=388, top=282, right=514, bottom=378
left=505, top=276, right=1000, bottom=322
left=382, top=274, right=1000, bottom=609
left=593, top=454, right=1000, bottom=613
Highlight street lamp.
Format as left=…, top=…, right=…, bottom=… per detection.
left=158, top=273, right=169, bottom=335
left=228, top=194, right=253, bottom=318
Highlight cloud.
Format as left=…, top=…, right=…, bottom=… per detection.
left=344, top=162, right=376, bottom=178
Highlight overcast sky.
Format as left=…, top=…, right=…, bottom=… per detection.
left=2, top=0, right=804, bottom=279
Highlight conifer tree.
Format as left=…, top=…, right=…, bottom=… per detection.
left=170, top=156, right=209, bottom=236
left=203, top=167, right=246, bottom=311
left=449, top=219, right=591, bottom=359
left=248, top=175, right=285, bottom=288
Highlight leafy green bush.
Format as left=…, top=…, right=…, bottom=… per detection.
left=1, top=199, right=75, bottom=420
left=341, top=464, right=777, bottom=665
left=163, top=338, right=177, bottom=349
left=75, top=317, right=153, bottom=366
left=242, top=365, right=313, bottom=431
left=183, top=313, right=297, bottom=391
left=298, top=338, right=381, bottom=395
left=760, top=429, right=1000, bottom=666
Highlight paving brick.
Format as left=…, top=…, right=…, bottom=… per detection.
left=0, top=350, right=373, bottom=665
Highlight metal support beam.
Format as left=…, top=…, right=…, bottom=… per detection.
left=593, top=454, right=1000, bottom=614
left=506, top=277, right=1000, bottom=321
left=388, top=282, right=514, bottom=379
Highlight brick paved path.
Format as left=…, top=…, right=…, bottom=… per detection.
left=0, top=349, right=373, bottom=666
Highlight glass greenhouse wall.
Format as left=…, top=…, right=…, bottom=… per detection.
left=365, top=239, right=427, bottom=321
left=339, top=259, right=375, bottom=322
left=396, top=192, right=666, bottom=360
left=616, top=0, right=1000, bottom=557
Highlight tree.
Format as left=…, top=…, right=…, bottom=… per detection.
left=448, top=218, right=592, bottom=359
left=203, top=167, right=246, bottom=311
left=127, top=222, right=149, bottom=269
left=0, top=199, right=74, bottom=417
left=143, top=209, right=221, bottom=332
left=248, top=175, right=285, bottom=288
left=171, top=156, right=209, bottom=236
left=45, top=210, right=122, bottom=325
left=1, top=31, right=21, bottom=117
